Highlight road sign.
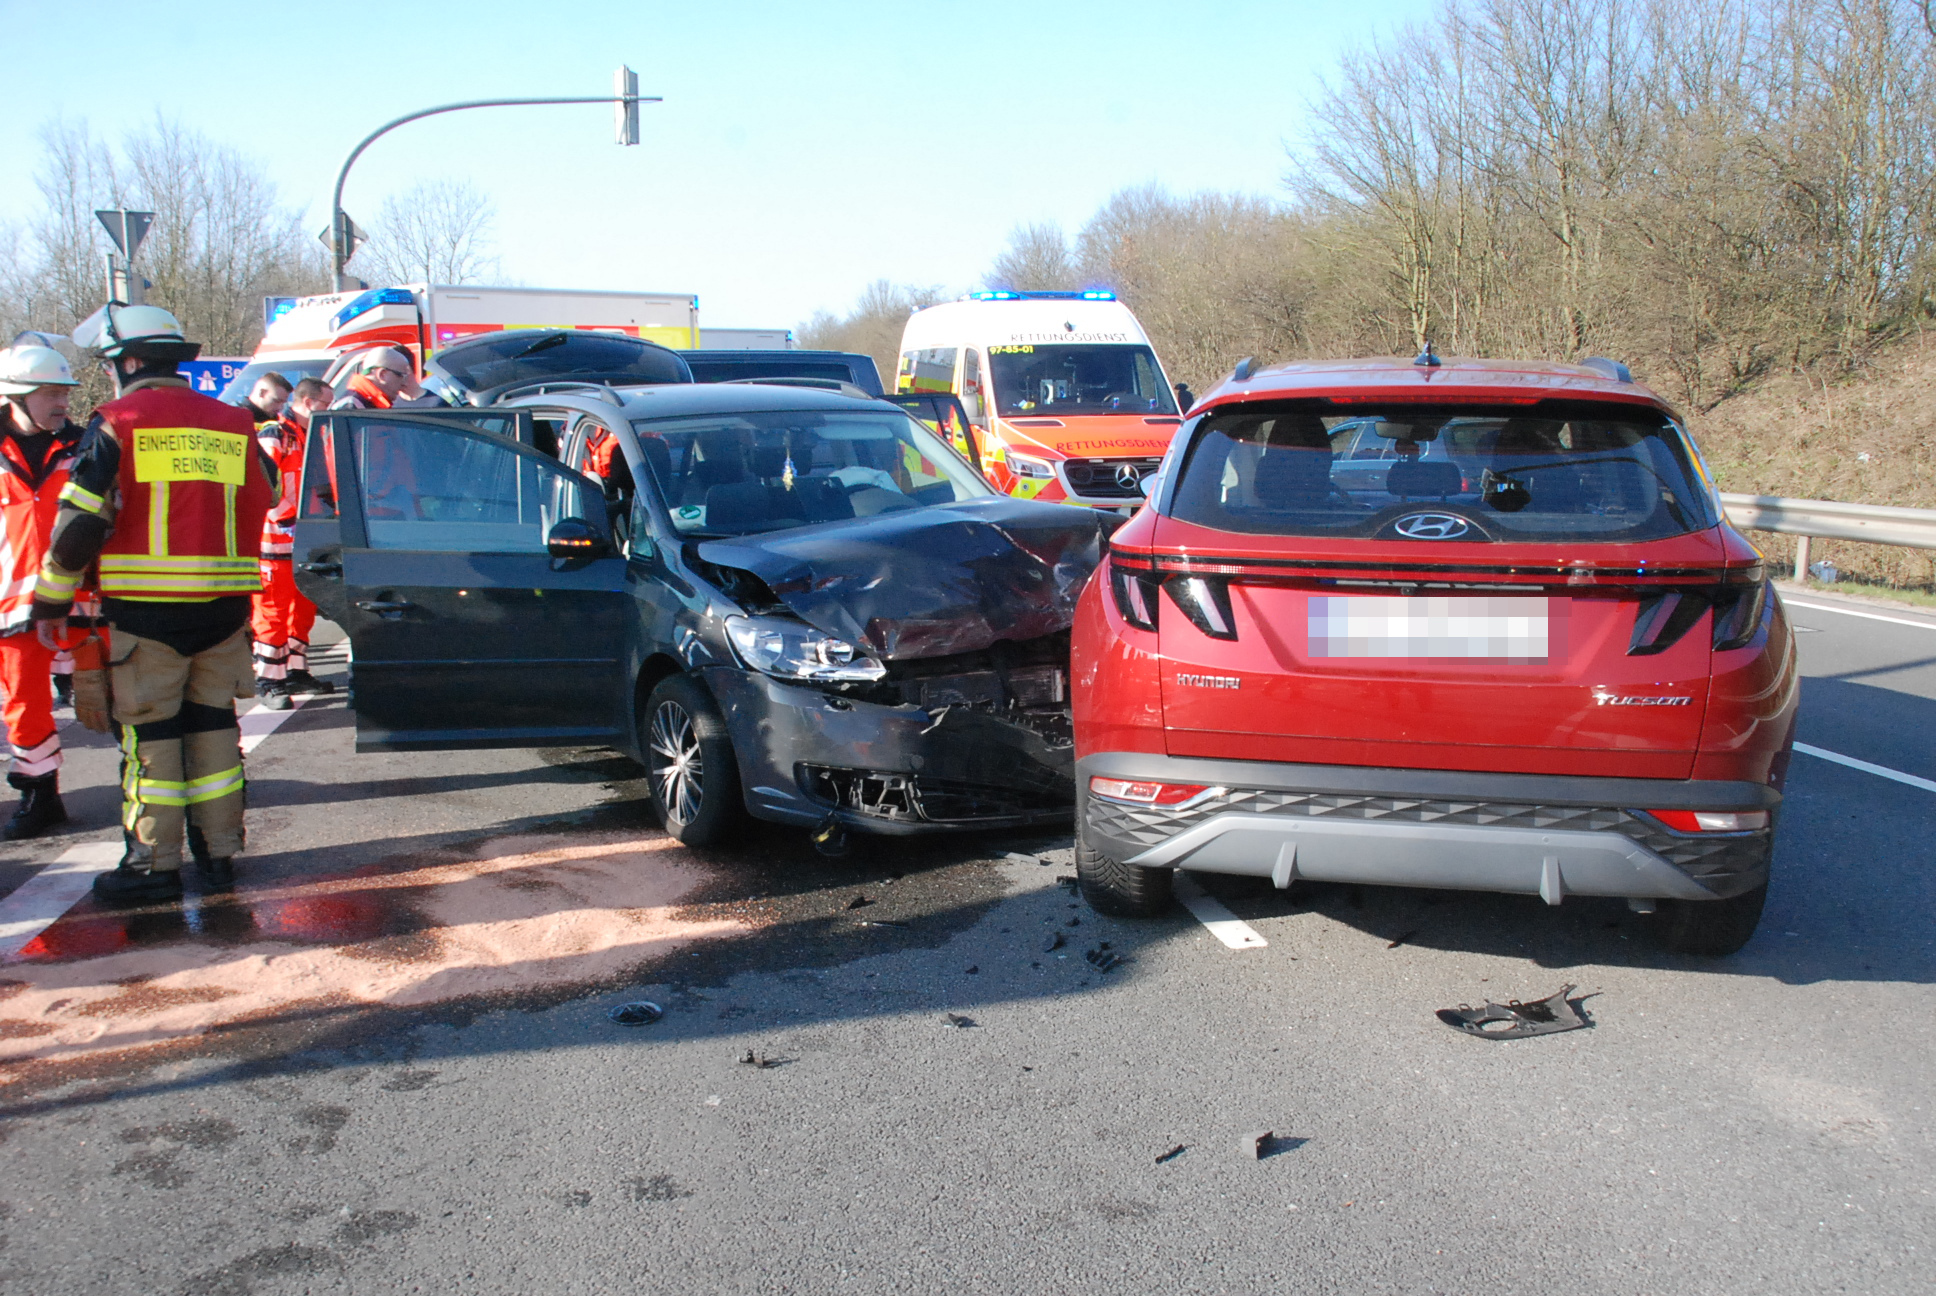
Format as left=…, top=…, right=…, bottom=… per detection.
left=179, top=357, right=251, bottom=400
left=318, top=212, right=367, bottom=258
left=95, top=210, right=153, bottom=260
left=263, top=296, right=299, bottom=330
left=615, top=66, right=640, bottom=145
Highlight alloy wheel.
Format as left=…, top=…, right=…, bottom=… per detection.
left=648, top=700, right=704, bottom=825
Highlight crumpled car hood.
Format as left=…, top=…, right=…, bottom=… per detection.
left=696, top=497, right=1119, bottom=660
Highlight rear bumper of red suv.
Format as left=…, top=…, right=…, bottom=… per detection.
left=1079, top=753, right=1777, bottom=902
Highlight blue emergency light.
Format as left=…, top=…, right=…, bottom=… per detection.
left=329, top=287, right=416, bottom=332
left=968, top=290, right=1116, bottom=302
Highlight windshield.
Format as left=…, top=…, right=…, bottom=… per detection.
left=1169, top=400, right=1718, bottom=543
left=219, top=358, right=330, bottom=404
left=631, top=408, right=994, bottom=536
left=988, top=344, right=1176, bottom=416
left=433, top=331, right=690, bottom=394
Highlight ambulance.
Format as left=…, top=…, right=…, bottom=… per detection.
left=221, top=283, right=700, bottom=402
left=895, top=291, right=1184, bottom=508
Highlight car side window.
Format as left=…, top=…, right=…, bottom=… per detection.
left=351, top=419, right=602, bottom=553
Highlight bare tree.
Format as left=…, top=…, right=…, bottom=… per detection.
left=354, top=179, right=500, bottom=287
left=797, top=280, right=947, bottom=386
left=986, top=222, right=1076, bottom=290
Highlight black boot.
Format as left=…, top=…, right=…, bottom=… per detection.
left=4, top=773, right=67, bottom=841
left=255, top=678, right=293, bottom=711
left=53, top=673, right=73, bottom=705
left=282, top=670, right=336, bottom=696
left=92, top=863, right=184, bottom=906
left=201, top=856, right=235, bottom=890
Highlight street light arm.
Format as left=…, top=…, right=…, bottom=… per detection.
left=330, top=93, right=663, bottom=290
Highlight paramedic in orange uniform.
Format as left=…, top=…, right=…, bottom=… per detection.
left=251, top=377, right=336, bottom=708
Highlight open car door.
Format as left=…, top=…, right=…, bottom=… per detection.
left=292, top=411, right=634, bottom=752
left=880, top=392, right=986, bottom=480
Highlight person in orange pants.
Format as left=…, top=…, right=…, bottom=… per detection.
left=0, top=343, right=100, bottom=838
left=251, top=377, right=335, bottom=708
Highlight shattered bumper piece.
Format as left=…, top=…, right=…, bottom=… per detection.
left=1436, top=984, right=1588, bottom=1039
left=608, top=1001, right=664, bottom=1027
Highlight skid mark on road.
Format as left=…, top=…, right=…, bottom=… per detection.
left=1173, top=874, right=1268, bottom=949
left=0, top=831, right=742, bottom=1072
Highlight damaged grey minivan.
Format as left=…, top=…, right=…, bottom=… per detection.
left=293, top=383, right=1117, bottom=847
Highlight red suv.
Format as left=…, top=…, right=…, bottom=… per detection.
left=1071, top=355, right=1797, bottom=955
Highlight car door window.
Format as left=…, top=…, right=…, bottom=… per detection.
left=352, top=418, right=603, bottom=552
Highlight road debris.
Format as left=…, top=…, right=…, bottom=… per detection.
left=1065, top=916, right=1082, bottom=927
left=1042, top=931, right=1066, bottom=953
left=1243, top=1130, right=1275, bottom=1159
left=845, top=894, right=874, bottom=910
left=1056, top=875, right=1078, bottom=890
left=1155, top=1144, right=1187, bottom=1164
left=608, top=1001, right=663, bottom=1026
left=965, top=965, right=979, bottom=975
left=1084, top=947, right=1122, bottom=973
left=738, top=1049, right=780, bottom=1069
left=1004, top=852, right=1042, bottom=867
left=1436, top=984, right=1589, bottom=1039
left=1385, top=929, right=1418, bottom=949
left=943, top=1013, right=977, bottom=1028
left=859, top=919, right=909, bottom=930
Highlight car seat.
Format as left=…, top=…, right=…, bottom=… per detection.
left=1386, top=459, right=1462, bottom=499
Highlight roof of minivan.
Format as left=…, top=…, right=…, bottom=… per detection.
left=1201, top=356, right=1669, bottom=410
left=900, top=296, right=1153, bottom=350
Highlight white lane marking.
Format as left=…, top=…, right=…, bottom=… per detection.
left=1795, top=742, right=1936, bottom=794
left=239, top=693, right=314, bottom=755
left=1783, top=598, right=1936, bottom=632
left=1172, top=874, right=1268, bottom=949
left=0, top=842, right=123, bottom=961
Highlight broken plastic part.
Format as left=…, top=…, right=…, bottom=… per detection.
left=810, top=816, right=850, bottom=857
left=1436, top=984, right=1589, bottom=1039
left=1043, top=931, right=1066, bottom=953
left=1243, top=1130, right=1274, bottom=1159
left=608, top=1001, right=663, bottom=1027
left=738, top=1049, right=780, bottom=1069
left=1155, top=1144, right=1187, bottom=1165
left=1084, top=947, right=1122, bottom=973
left=944, top=1013, right=976, bottom=1028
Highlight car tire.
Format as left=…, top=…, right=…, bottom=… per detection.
left=1649, top=882, right=1768, bottom=956
left=643, top=674, right=747, bottom=847
left=1075, top=831, right=1173, bottom=917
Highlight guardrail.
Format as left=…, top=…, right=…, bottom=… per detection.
left=1719, top=492, right=1936, bottom=579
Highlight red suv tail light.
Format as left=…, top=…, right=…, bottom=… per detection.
left=1108, top=557, right=1161, bottom=631
left=1164, top=575, right=1238, bottom=640
left=1090, top=776, right=1217, bottom=807
left=1643, top=809, right=1769, bottom=833
left=1711, top=567, right=1768, bottom=651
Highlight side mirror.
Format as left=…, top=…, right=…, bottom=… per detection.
left=547, top=517, right=609, bottom=559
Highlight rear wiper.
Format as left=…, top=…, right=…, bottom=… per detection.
left=512, top=333, right=568, bottom=359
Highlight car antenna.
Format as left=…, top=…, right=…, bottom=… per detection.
left=1413, top=340, right=1441, bottom=368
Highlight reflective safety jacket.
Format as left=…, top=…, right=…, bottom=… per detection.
left=0, top=423, right=97, bottom=634
left=257, top=415, right=306, bottom=561
left=48, top=381, right=272, bottom=603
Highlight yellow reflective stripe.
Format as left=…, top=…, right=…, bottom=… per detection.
left=58, top=481, right=107, bottom=514
left=149, top=480, right=169, bottom=557
left=34, top=564, right=79, bottom=597
left=99, top=555, right=260, bottom=571
left=137, top=784, right=190, bottom=807
left=101, top=578, right=262, bottom=594
left=184, top=765, right=244, bottom=803
left=222, top=484, right=237, bottom=557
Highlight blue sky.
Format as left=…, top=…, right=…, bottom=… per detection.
left=3, top=0, right=1432, bottom=329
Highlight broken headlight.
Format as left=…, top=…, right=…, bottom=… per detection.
left=725, top=615, right=886, bottom=683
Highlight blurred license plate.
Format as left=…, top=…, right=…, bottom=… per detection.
left=1307, top=595, right=1551, bottom=661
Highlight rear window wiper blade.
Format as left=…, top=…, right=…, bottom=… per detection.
left=512, top=333, right=569, bottom=358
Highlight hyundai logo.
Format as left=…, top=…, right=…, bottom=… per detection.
left=1393, top=512, right=1471, bottom=540
left=1114, top=463, right=1145, bottom=490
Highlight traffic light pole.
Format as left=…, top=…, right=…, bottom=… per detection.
left=329, top=79, right=659, bottom=291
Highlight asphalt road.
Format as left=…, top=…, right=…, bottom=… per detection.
left=0, top=586, right=1930, bottom=1295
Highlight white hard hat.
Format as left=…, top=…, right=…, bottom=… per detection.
left=0, top=346, right=80, bottom=397
left=71, top=303, right=201, bottom=361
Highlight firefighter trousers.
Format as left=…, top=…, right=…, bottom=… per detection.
left=251, top=558, right=317, bottom=682
left=108, top=626, right=255, bottom=871
left=0, top=628, right=67, bottom=786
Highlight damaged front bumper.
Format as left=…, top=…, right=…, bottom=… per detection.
left=1079, top=752, right=1777, bottom=902
left=703, top=667, right=1074, bottom=835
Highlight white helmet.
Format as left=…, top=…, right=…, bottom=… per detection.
left=71, top=303, right=201, bottom=362
left=359, top=346, right=413, bottom=374
left=0, top=346, right=80, bottom=397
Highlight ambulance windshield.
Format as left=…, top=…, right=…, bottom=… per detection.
left=987, top=344, right=1176, bottom=417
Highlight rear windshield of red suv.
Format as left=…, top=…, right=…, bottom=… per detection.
left=1168, top=399, right=1719, bottom=542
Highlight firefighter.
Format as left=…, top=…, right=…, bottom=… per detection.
left=251, top=377, right=335, bottom=707
left=34, top=305, right=272, bottom=905
left=0, top=344, right=101, bottom=839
